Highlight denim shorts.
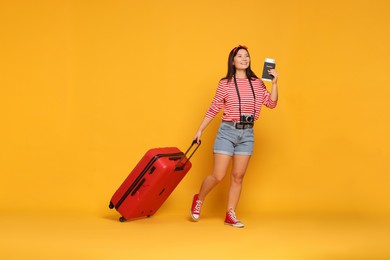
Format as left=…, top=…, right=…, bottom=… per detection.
left=213, top=122, right=254, bottom=156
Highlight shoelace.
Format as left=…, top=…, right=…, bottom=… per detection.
left=194, top=200, right=202, bottom=213
left=228, top=210, right=240, bottom=223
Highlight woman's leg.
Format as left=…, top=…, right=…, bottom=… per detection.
left=198, top=153, right=231, bottom=201
left=227, top=155, right=251, bottom=211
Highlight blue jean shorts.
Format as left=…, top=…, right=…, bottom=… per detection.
left=213, top=122, right=254, bottom=156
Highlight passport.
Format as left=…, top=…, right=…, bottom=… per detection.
left=261, top=58, right=276, bottom=81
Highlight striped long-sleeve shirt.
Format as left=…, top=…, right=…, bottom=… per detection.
left=205, top=77, right=277, bottom=122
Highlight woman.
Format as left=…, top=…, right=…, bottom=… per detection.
left=191, top=45, right=278, bottom=228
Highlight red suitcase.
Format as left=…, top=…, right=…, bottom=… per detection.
left=109, top=141, right=200, bottom=222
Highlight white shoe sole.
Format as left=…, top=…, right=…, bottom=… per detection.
left=190, top=211, right=200, bottom=222
left=224, top=222, right=245, bottom=228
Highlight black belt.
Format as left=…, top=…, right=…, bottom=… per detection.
left=223, top=121, right=254, bottom=129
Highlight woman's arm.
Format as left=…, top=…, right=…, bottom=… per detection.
left=268, top=69, right=278, bottom=102
left=194, top=116, right=213, bottom=144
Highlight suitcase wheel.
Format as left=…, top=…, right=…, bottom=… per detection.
left=109, top=202, right=114, bottom=209
left=119, top=216, right=126, bottom=222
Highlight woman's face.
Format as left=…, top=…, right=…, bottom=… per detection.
left=233, top=49, right=250, bottom=70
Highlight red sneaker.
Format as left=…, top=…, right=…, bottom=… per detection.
left=224, top=209, right=245, bottom=228
left=190, top=194, right=202, bottom=221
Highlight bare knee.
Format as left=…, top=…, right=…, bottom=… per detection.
left=209, top=174, right=224, bottom=183
left=231, top=172, right=244, bottom=184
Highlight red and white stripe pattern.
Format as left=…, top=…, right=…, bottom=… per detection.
left=205, top=77, right=277, bottom=122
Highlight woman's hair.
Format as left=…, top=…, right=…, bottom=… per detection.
left=222, top=45, right=258, bottom=82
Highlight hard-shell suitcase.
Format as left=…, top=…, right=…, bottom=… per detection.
left=109, top=141, right=200, bottom=222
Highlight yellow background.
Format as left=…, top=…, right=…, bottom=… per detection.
left=1, top=0, right=390, bottom=259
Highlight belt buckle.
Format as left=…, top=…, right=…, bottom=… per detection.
left=236, top=123, right=253, bottom=129
left=235, top=123, right=244, bottom=129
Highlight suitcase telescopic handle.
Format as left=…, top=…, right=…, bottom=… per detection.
left=175, top=140, right=201, bottom=170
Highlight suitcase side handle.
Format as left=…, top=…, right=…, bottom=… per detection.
left=175, top=140, right=201, bottom=170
